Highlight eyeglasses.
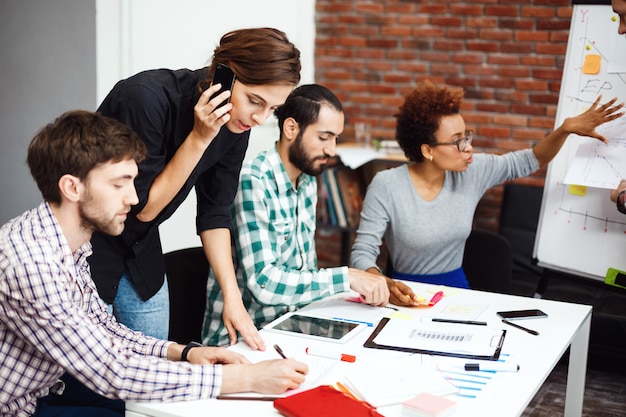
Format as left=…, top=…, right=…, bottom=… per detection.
left=430, top=130, right=473, bottom=152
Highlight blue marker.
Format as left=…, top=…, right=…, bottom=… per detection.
left=332, top=317, right=374, bottom=327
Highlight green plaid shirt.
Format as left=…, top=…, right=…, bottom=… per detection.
left=202, top=144, right=350, bottom=346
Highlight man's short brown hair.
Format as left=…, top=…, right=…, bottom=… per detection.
left=27, top=110, right=146, bottom=203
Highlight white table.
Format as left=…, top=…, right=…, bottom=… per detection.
left=126, top=283, right=591, bottom=417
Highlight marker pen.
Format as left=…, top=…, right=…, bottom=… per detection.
left=428, top=291, right=444, bottom=306
left=305, top=346, right=356, bottom=362
left=464, top=362, right=520, bottom=372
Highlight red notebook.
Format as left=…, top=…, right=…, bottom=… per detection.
left=274, top=385, right=384, bottom=417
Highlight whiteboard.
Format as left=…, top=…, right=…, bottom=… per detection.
left=534, top=4, right=626, bottom=281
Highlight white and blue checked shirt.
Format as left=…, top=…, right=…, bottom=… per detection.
left=0, top=202, right=221, bottom=416
left=202, top=144, right=350, bottom=346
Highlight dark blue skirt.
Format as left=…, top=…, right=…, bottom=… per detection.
left=391, top=267, right=469, bottom=289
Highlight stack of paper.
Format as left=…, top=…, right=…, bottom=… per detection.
left=402, top=392, right=457, bottom=417
left=342, top=360, right=458, bottom=407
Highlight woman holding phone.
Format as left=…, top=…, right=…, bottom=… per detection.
left=89, top=27, right=301, bottom=351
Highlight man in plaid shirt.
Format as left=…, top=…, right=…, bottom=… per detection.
left=202, top=85, right=389, bottom=348
left=0, top=111, right=307, bottom=416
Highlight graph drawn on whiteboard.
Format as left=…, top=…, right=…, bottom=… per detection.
left=534, top=5, right=626, bottom=281
left=563, top=117, right=626, bottom=189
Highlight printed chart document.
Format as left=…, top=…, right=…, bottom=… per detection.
left=343, top=359, right=458, bottom=407
left=364, top=318, right=505, bottom=360
left=563, top=116, right=626, bottom=189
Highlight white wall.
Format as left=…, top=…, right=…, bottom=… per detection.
left=0, top=0, right=96, bottom=224
left=96, top=0, right=315, bottom=252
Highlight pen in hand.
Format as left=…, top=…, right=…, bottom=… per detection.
left=273, top=344, right=288, bottom=359
left=502, top=319, right=539, bottom=336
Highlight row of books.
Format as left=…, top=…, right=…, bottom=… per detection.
left=317, top=165, right=366, bottom=229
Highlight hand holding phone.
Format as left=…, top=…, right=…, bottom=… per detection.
left=210, top=63, right=236, bottom=109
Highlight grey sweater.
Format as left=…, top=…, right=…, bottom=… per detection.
left=350, top=149, right=539, bottom=276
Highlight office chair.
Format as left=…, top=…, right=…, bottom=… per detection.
left=498, top=183, right=544, bottom=297
left=164, top=247, right=210, bottom=344
left=462, top=228, right=513, bottom=294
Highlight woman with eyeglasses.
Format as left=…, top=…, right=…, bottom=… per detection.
left=351, top=80, right=623, bottom=306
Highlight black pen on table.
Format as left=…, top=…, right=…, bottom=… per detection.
left=431, top=318, right=487, bottom=326
left=502, top=319, right=539, bottom=336
left=274, top=344, right=288, bottom=359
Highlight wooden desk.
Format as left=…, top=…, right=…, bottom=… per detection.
left=126, top=283, right=591, bottom=417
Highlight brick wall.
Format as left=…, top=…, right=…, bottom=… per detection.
left=315, top=0, right=572, bottom=224
left=314, top=0, right=573, bottom=239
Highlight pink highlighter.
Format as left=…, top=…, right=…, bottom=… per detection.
left=428, top=291, right=444, bottom=306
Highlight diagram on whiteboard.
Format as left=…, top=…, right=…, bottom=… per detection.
left=564, top=116, right=626, bottom=189
left=534, top=5, right=626, bottom=281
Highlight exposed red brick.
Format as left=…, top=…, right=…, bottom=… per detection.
left=313, top=0, right=573, bottom=239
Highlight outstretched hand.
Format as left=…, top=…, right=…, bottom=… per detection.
left=563, top=96, right=624, bottom=143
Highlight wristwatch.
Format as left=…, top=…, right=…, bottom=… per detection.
left=181, top=341, right=202, bottom=362
left=618, top=190, right=626, bottom=215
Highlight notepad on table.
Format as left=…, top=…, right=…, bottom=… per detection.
left=274, top=385, right=384, bottom=417
left=402, top=392, right=457, bottom=417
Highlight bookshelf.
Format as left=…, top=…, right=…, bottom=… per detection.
left=316, top=143, right=408, bottom=267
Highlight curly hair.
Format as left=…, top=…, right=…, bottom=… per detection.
left=395, top=80, right=464, bottom=162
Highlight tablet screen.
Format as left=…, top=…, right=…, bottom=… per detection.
left=266, top=314, right=361, bottom=342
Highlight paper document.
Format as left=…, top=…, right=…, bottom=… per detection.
left=365, top=318, right=505, bottom=360
left=608, top=26, right=626, bottom=73
left=221, top=339, right=334, bottom=399
left=299, top=296, right=394, bottom=326
left=425, top=299, right=488, bottom=321
left=335, top=147, right=387, bottom=169
left=343, top=359, right=458, bottom=407
left=563, top=116, right=626, bottom=189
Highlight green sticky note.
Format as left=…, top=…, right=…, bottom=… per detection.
left=605, top=268, right=626, bottom=289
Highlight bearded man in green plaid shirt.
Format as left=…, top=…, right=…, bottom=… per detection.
left=202, top=84, right=389, bottom=349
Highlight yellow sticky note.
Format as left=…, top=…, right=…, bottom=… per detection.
left=569, top=184, right=587, bottom=196
left=388, top=311, right=413, bottom=320
left=582, top=54, right=601, bottom=74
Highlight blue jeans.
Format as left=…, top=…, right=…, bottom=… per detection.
left=34, top=373, right=124, bottom=417
left=112, top=272, right=170, bottom=339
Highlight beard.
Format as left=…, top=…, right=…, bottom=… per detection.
left=78, top=189, right=126, bottom=236
left=288, top=133, right=328, bottom=177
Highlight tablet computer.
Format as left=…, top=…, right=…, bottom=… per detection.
left=263, top=312, right=367, bottom=344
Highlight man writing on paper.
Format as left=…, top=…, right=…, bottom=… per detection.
left=0, top=111, right=307, bottom=416
left=202, top=84, right=395, bottom=348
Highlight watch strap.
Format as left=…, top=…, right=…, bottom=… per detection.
left=181, top=341, right=203, bottom=362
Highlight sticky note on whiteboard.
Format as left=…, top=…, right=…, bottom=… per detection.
left=582, top=54, right=601, bottom=74
left=569, top=184, right=587, bottom=196
left=605, top=268, right=626, bottom=289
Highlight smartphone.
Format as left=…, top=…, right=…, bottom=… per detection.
left=210, top=63, right=236, bottom=109
left=497, top=309, right=548, bottom=320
